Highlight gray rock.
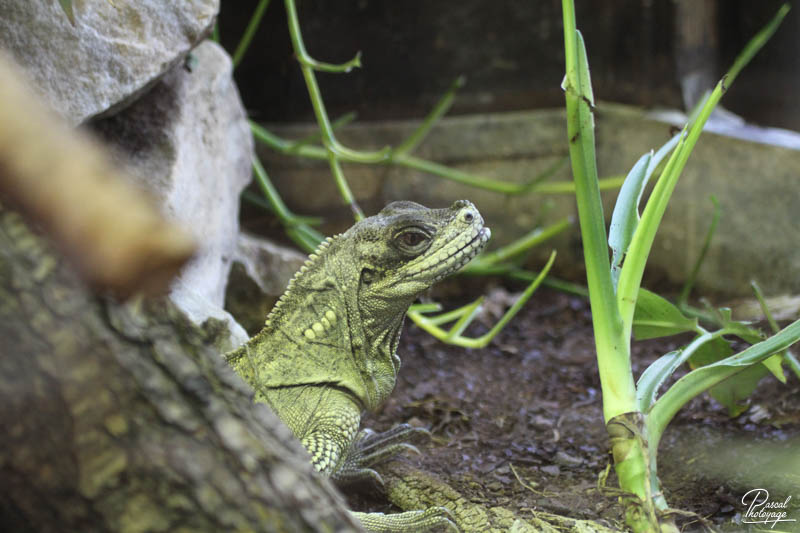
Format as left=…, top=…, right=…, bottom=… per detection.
left=0, top=0, right=218, bottom=125
left=93, top=41, right=252, bottom=348
left=225, top=234, right=307, bottom=335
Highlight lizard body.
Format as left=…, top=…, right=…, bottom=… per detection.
left=227, top=200, right=489, bottom=532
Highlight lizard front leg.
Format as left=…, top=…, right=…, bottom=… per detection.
left=270, top=386, right=457, bottom=532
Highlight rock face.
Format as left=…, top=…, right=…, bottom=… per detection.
left=93, top=41, right=252, bottom=348
left=0, top=0, right=218, bottom=125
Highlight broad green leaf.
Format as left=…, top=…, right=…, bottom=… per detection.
left=609, top=151, right=651, bottom=288
left=689, top=337, right=766, bottom=417
left=762, top=353, right=786, bottom=384
left=633, top=288, right=697, bottom=340
left=636, top=349, right=682, bottom=412
left=649, top=318, right=800, bottom=443
left=609, top=134, right=680, bottom=290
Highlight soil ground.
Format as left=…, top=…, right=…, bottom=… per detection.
left=356, top=282, right=800, bottom=532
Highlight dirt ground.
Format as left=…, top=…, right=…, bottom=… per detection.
left=356, top=282, right=800, bottom=532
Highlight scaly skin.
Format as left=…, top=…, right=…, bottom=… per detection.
left=226, top=200, right=490, bottom=532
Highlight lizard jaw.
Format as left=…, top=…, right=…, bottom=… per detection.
left=402, top=225, right=491, bottom=283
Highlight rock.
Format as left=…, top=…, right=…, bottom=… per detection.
left=0, top=0, right=218, bottom=125
left=257, top=105, right=800, bottom=296
left=225, top=234, right=307, bottom=335
left=92, top=41, right=252, bottom=349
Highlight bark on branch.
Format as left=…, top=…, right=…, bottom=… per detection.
left=0, top=208, right=361, bottom=533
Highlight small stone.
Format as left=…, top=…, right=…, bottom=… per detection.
left=554, top=450, right=583, bottom=467
left=540, top=464, right=560, bottom=476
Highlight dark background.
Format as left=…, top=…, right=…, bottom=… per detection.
left=218, top=0, right=799, bottom=131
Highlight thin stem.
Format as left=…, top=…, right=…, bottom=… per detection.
left=469, top=217, right=571, bottom=268
left=251, top=121, right=625, bottom=195
left=251, top=154, right=325, bottom=251
left=284, top=0, right=389, bottom=163
left=297, top=51, right=363, bottom=73
left=327, top=152, right=364, bottom=221
left=232, top=0, right=272, bottom=68
left=408, top=251, right=556, bottom=348
left=286, top=112, right=358, bottom=152
left=251, top=154, right=294, bottom=224
left=241, top=190, right=323, bottom=225
left=678, top=196, right=720, bottom=306
left=394, top=76, right=466, bottom=155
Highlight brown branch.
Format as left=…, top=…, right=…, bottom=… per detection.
left=0, top=205, right=360, bottom=532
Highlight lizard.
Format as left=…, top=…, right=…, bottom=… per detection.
left=225, top=199, right=490, bottom=532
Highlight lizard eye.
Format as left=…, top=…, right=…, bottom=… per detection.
left=394, top=229, right=431, bottom=254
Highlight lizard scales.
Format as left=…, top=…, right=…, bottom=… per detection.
left=227, top=200, right=490, bottom=532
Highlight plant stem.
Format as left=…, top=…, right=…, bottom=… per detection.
left=394, top=76, right=465, bottom=156
left=252, top=121, right=624, bottom=194
left=232, top=0, right=271, bottom=67
left=678, top=196, right=720, bottom=306
left=562, top=0, right=633, bottom=423
left=284, top=0, right=388, bottom=163
left=468, top=217, right=571, bottom=268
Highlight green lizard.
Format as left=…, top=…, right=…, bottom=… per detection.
left=226, top=200, right=490, bottom=532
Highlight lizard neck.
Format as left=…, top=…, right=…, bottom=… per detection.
left=260, top=235, right=407, bottom=410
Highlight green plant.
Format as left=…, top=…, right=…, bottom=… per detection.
left=562, top=1, right=798, bottom=531
left=228, top=0, right=612, bottom=347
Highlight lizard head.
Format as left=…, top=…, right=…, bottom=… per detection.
left=257, top=200, right=489, bottom=412
left=350, top=199, right=490, bottom=306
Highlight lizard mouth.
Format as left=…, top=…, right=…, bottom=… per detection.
left=402, top=225, right=491, bottom=282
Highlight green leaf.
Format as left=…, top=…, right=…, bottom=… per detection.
left=609, top=152, right=651, bottom=288
left=57, top=0, right=76, bottom=25
left=636, top=349, right=682, bottom=412
left=649, top=317, right=800, bottom=456
left=609, top=134, right=680, bottom=289
left=633, top=288, right=698, bottom=340
left=689, top=337, right=766, bottom=417
left=762, top=353, right=787, bottom=384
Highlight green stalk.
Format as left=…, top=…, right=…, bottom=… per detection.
left=468, top=217, right=571, bottom=268
left=252, top=120, right=624, bottom=194
left=232, top=0, right=271, bottom=67
left=394, top=76, right=465, bottom=156
left=562, top=0, right=633, bottom=423
left=284, top=0, right=388, bottom=164
left=677, top=196, right=720, bottom=306
left=408, top=252, right=556, bottom=348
